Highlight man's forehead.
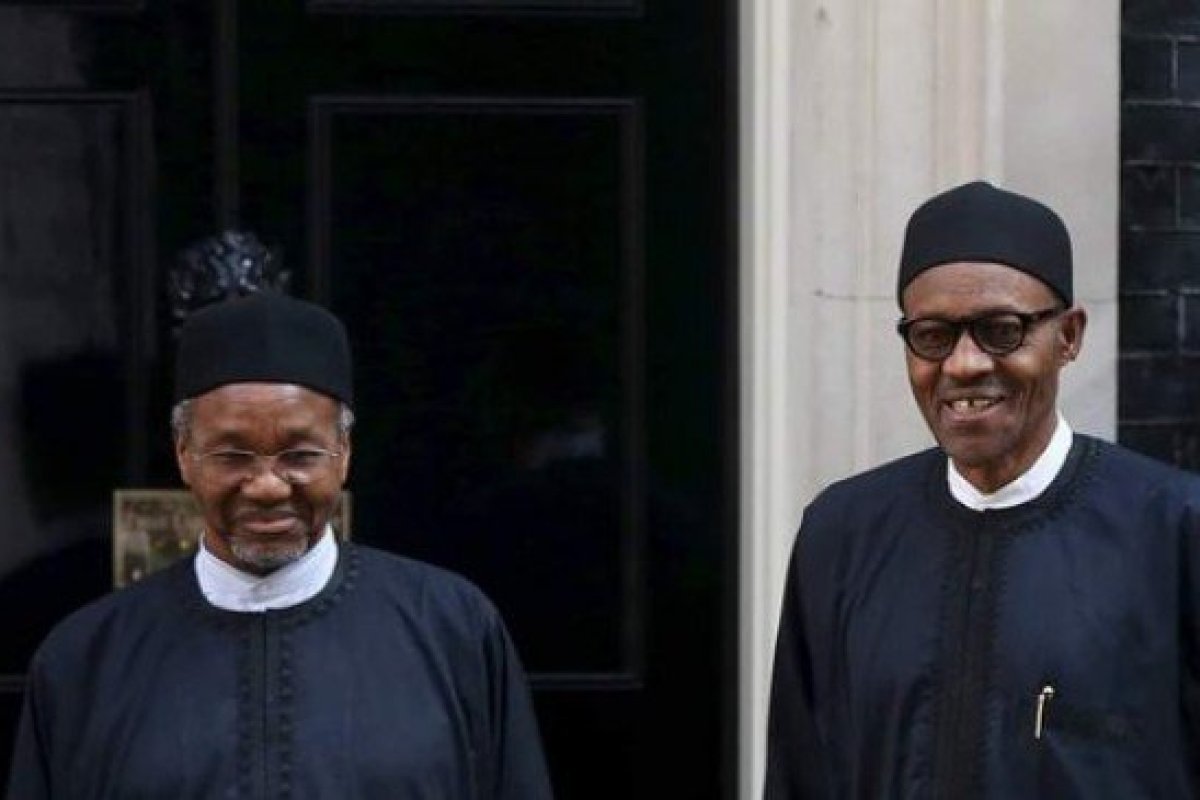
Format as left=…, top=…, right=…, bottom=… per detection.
left=190, top=381, right=340, bottom=412
left=187, top=386, right=342, bottom=447
left=902, top=261, right=1060, bottom=310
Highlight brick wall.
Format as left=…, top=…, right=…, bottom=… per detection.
left=1122, top=1, right=1200, bottom=468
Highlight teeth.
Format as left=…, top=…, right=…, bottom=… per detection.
left=949, top=398, right=997, bottom=412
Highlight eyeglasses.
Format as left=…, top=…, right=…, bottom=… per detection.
left=896, top=306, right=1064, bottom=362
left=190, top=447, right=343, bottom=485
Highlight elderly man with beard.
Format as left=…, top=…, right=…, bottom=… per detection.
left=765, top=182, right=1200, bottom=798
left=7, top=292, right=552, bottom=799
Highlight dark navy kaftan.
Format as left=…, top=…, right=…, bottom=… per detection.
left=7, top=543, right=552, bottom=799
left=766, top=436, right=1200, bottom=799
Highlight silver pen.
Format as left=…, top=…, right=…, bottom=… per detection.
left=1034, top=684, right=1056, bottom=740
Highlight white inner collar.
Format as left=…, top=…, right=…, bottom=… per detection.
left=948, top=413, right=1073, bottom=511
left=194, top=524, right=338, bottom=612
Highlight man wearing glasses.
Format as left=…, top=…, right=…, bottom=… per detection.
left=7, top=292, right=552, bottom=799
left=766, top=181, right=1200, bottom=797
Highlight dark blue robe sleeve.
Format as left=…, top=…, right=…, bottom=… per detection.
left=764, top=525, right=832, bottom=800
left=6, top=658, right=51, bottom=800
left=481, top=608, right=554, bottom=799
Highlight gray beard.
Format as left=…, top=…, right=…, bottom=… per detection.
left=230, top=537, right=308, bottom=574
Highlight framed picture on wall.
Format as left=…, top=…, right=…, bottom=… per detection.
left=112, top=489, right=352, bottom=588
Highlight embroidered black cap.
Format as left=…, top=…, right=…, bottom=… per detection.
left=897, top=180, right=1073, bottom=308
left=174, top=291, right=353, bottom=406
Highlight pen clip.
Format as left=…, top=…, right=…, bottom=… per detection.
left=1034, top=684, right=1055, bottom=740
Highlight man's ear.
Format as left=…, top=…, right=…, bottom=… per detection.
left=175, top=436, right=194, bottom=488
left=337, top=436, right=352, bottom=483
left=1058, top=305, right=1087, bottom=365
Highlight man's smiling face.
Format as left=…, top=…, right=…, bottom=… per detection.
left=901, top=261, right=1086, bottom=493
left=175, top=382, right=350, bottom=574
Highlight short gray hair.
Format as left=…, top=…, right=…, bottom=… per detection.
left=171, top=397, right=355, bottom=443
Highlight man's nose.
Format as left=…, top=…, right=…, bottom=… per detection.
left=940, top=328, right=994, bottom=378
left=239, top=461, right=293, bottom=499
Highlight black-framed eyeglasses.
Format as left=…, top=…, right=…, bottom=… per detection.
left=190, top=447, right=343, bottom=485
left=896, top=306, right=1064, bottom=362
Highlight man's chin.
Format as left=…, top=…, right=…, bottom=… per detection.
left=935, top=425, right=1009, bottom=462
left=229, top=537, right=310, bottom=574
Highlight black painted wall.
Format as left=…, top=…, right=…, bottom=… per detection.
left=1122, top=1, right=1200, bottom=467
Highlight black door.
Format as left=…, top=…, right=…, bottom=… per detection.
left=0, top=3, right=736, bottom=797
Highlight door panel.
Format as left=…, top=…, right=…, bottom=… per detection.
left=313, top=98, right=641, bottom=680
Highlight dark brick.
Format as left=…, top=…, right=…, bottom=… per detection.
left=1118, top=423, right=1200, bottom=471
left=1179, top=43, right=1200, bottom=100
left=1123, top=1, right=1200, bottom=459
left=1125, top=0, right=1200, bottom=34
left=1118, top=422, right=1180, bottom=461
left=1123, top=164, right=1176, bottom=226
left=1182, top=294, right=1200, bottom=346
left=1125, top=37, right=1175, bottom=99
left=1175, top=427, right=1200, bottom=470
left=1121, top=230, right=1200, bottom=290
left=1178, top=165, right=1200, bottom=224
left=1120, top=292, right=1178, bottom=349
left=1118, top=353, right=1200, bottom=418
left=1123, top=106, right=1200, bottom=161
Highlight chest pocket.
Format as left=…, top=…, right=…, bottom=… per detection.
left=1033, top=694, right=1150, bottom=799
left=1042, top=699, right=1138, bottom=746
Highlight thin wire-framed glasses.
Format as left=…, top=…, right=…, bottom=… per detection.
left=896, top=306, right=1064, bottom=362
left=190, top=447, right=343, bottom=485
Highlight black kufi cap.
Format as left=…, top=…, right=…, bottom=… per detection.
left=897, top=180, right=1073, bottom=307
left=174, top=291, right=353, bottom=406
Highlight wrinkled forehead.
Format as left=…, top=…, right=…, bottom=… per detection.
left=188, top=382, right=340, bottom=436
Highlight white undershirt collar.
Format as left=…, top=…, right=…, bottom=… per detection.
left=948, top=412, right=1073, bottom=511
left=195, top=525, right=338, bottom=612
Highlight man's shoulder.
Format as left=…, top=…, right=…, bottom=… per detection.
left=1079, top=434, right=1200, bottom=495
left=348, top=544, right=502, bottom=628
left=352, top=543, right=486, bottom=593
left=1084, top=434, right=1182, bottom=470
left=788, top=448, right=942, bottom=583
left=32, top=559, right=189, bottom=666
left=810, top=446, right=942, bottom=511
